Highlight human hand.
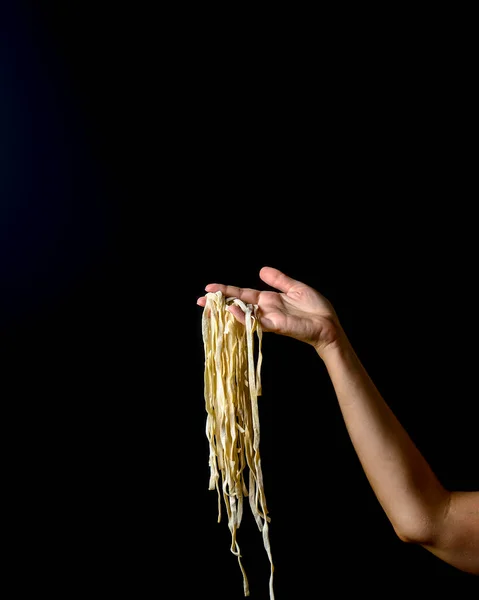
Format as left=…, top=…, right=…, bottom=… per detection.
left=197, top=266, right=342, bottom=356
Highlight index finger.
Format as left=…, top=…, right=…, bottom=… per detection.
left=201, top=284, right=261, bottom=306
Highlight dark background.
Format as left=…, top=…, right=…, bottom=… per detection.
left=2, top=2, right=477, bottom=597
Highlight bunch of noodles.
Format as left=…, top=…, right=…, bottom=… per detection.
left=202, top=291, right=274, bottom=599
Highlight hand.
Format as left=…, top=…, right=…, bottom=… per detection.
left=197, top=266, right=342, bottom=356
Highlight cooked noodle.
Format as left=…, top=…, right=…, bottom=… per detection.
left=202, top=291, right=274, bottom=599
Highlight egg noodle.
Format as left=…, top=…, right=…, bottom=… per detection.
left=202, top=291, right=274, bottom=599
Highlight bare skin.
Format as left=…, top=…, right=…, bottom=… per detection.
left=197, top=266, right=479, bottom=576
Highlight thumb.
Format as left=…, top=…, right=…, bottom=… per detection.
left=259, top=266, right=303, bottom=293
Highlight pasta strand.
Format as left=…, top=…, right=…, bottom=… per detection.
left=202, top=291, right=275, bottom=599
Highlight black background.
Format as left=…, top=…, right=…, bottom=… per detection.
left=1, top=2, right=477, bottom=597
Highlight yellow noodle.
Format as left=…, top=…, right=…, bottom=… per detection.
left=202, top=291, right=275, bottom=599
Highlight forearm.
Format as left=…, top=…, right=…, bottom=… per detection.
left=319, top=331, right=450, bottom=543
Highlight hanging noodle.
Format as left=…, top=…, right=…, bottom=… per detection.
left=202, top=291, right=275, bottom=599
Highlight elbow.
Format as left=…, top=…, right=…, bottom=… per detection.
left=391, top=510, right=448, bottom=547
left=393, top=525, right=426, bottom=545
left=392, top=493, right=453, bottom=546
left=392, top=492, right=479, bottom=576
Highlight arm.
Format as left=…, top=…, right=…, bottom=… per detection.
left=198, top=266, right=479, bottom=575
left=320, top=332, right=479, bottom=575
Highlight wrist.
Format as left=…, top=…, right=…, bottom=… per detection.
left=314, top=326, right=353, bottom=365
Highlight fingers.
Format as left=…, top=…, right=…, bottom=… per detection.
left=197, top=284, right=260, bottom=308
left=259, top=266, right=301, bottom=293
left=197, top=266, right=299, bottom=308
left=202, top=284, right=261, bottom=305
left=196, top=296, right=249, bottom=328
left=226, top=304, right=246, bottom=325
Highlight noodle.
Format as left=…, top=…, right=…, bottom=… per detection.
left=202, top=291, right=275, bottom=599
